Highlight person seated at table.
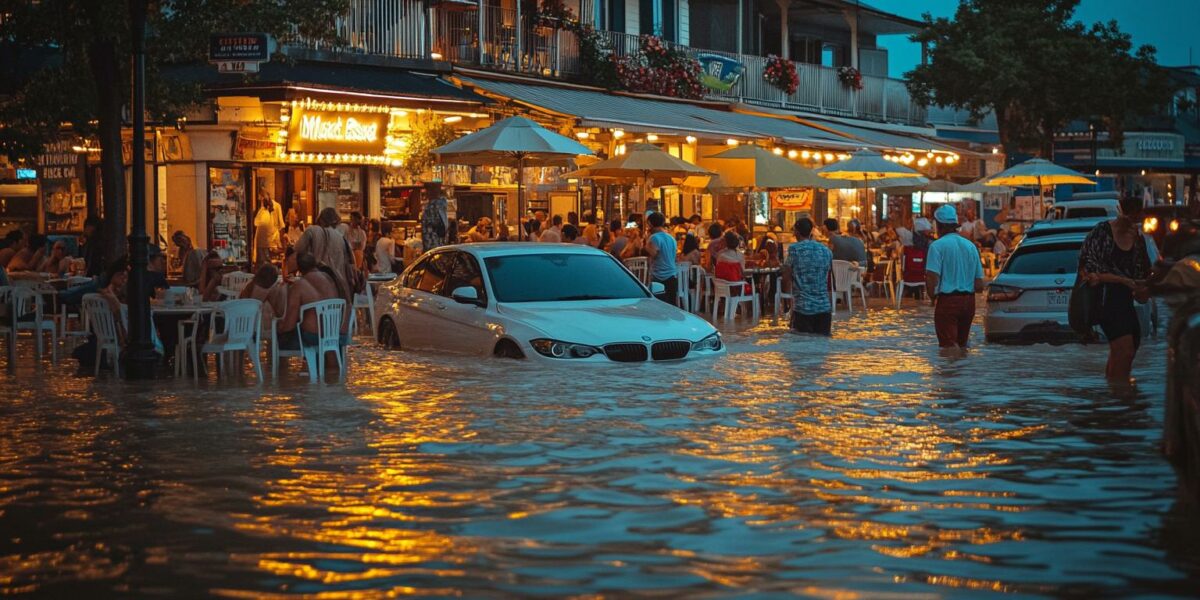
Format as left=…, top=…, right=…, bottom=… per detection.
left=679, top=232, right=701, bottom=265
left=562, top=224, right=580, bottom=243
left=467, top=217, right=493, bottom=243
left=713, top=231, right=748, bottom=294
left=993, top=228, right=1013, bottom=257
left=606, top=219, right=628, bottom=257
left=240, top=263, right=287, bottom=325
left=37, top=240, right=70, bottom=276
left=824, top=219, right=868, bottom=268
left=8, top=234, right=46, bottom=272
left=97, top=258, right=129, bottom=343
left=277, top=252, right=347, bottom=360
left=146, top=245, right=170, bottom=301
left=704, top=223, right=725, bottom=272
left=755, top=236, right=782, bottom=269
left=494, top=219, right=511, bottom=242
left=198, top=251, right=224, bottom=302
left=172, top=231, right=206, bottom=288
left=620, top=224, right=645, bottom=259
left=0, top=230, right=27, bottom=270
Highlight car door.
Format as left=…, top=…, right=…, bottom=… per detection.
left=396, top=253, right=447, bottom=349
left=431, top=251, right=497, bottom=354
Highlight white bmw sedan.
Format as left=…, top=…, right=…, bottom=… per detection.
left=373, top=243, right=724, bottom=362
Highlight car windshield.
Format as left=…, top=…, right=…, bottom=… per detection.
left=1065, top=207, right=1110, bottom=218
left=484, top=253, right=649, bottom=302
left=1004, top=243, right=1080, bottom=275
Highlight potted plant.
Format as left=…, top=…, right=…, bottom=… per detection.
left=837, top=65, right=863, bottom=90
left=764, top=54, right=799, bottom=95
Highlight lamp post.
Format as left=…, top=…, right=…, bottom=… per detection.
left=123, top=0, right=158, bottom=379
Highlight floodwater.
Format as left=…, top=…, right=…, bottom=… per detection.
left=1, top=305, right=1198, bottom=598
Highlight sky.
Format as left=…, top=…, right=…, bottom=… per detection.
left=869, top=0, right=1200, bottom=78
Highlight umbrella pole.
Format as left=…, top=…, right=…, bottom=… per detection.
left=517, top=156, right=526, bottom=241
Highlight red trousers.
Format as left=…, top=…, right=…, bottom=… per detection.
left=935, top=293, right=975, bottom=348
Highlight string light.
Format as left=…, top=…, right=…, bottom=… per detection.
left=801, top=150, right=811, bottom=159
left=612, top=129, right=625, bottom=139
left=646, top=134, right=658, bottom=142
left=787, top=149, right=798, bottom=159
left=918, top=158, right=929, bottom=167
left=726, top=138, right=739, bottom=146
left=686, top=135, right=697, bottom=144
left=575, top=131, right=589, bottom=139
left=773, top=147, right=784, bottom=155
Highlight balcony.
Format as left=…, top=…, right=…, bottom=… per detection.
left=298, top=0, right=927, bottom=126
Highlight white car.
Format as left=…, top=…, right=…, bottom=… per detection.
left=985, top=231, right=1153, bottom=344
left=373, top=243, right=725, bottom=362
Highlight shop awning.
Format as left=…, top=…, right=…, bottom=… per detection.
left=456, top=75, right=863, bottom=148
left=165, top=61, right=490, bottom=108
left=800, top=117, right=971, bottom=155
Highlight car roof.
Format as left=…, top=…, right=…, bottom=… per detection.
left=1015, top=232, right=1086, bottom=248
left=1064, top=191, right=1119, bottom=202
left=444, top=242, right=612, bottom=259
left=1027, top=217, right=1105, bottom=233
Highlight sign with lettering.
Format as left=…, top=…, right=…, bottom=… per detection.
left=1097, top=132, right=1185, bottom=164
left=37, top=139, right=89, bottom=232
left=286, top=108, right=389, bottom=155
left=209, top=33, right=272, bottom=62
left=697, top=53, right=744, bottom=92
left=769, top=189, right=813, bottom=211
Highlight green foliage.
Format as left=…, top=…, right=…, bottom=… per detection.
left=905, top=0, right=1173, bottom=156
left=400, top=112, right=459, bottom=179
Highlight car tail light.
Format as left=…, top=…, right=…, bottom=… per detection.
left=987, top=284, right=1024, bottom=302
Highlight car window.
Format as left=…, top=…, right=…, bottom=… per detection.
left=440, top=251, right=488, bottom=302
left=1065, top=207, right=1110, bottom=219
left=484, top=253, right=649, bottom=302
left=412, top=252, right=451, bottom=294
left=1003, top=243, right=1081, bottom=275
left=402, top=256, right=429, bottom=289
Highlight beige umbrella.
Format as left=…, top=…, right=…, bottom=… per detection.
left=434, top=116, right=593, bottom=240
left=567, top=143, right=712, bottom=213
left=702, top=144, right=831, bottom=189
left=977, top=158, right=1094, bottom=215
left=816, top=149, right=926, bottom=182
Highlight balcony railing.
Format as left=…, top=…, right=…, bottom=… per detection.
left=298, top=0, right=927, bottom=125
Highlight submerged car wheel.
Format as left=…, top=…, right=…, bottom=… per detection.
left=378, top=317, right=401, bottom=350
left=493, top=339, right=524, bottom=359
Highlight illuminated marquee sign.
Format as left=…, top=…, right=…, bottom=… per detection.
left=286, top=108, right=389, bottom=156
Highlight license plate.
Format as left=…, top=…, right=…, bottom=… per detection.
left=1047, top=290, right=1069, bottom=307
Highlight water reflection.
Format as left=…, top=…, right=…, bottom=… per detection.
left=0, top=305, right=1197, bottom=596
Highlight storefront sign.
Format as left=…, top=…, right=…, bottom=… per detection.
left=769, top=189, right=813, bottom=211
left=233, top=134, right=278, bottom=161
left=697, top=54, right=744, bottom=92
left=36, top=140, right=88, bottom=232
left=286, top=108, right=389, bottom=156
left=1097, top=132, right=1185, bottom=164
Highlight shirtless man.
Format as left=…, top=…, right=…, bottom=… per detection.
left=278, top=252, right=345, bottom=352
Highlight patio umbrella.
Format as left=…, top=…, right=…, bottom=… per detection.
left=433, top=116, right=593, bottom=239
left=816, top=149, right=924, bottom=182
left=702, top=144, right=830, bottom=189
left=978, top=158, right=1095, bottom=213
left=566, top=143, right=712, bottom=213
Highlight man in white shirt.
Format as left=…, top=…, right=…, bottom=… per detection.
left=539, top=215, right=563, bottom=243
left=374, top=222, right=398, bottom=273
left=926, top=204, right=984, bottom=351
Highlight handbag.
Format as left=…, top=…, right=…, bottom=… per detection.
left=1068, top=278, right=1102, bottom=335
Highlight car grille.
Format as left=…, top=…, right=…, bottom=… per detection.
left=603, top=343, right=649, bottom=362
left=651, top=341, right=690, bottom=361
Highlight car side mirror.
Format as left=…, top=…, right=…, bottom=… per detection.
left=649, top=281, right=666, bottom=295
left=451, top=286, right=483, bottom=306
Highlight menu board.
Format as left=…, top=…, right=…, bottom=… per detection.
left=317, top=167, right=362, bottom=222
left=208, top=167, right=248, bottom=263
left=37, top=140, right=88, bottom=233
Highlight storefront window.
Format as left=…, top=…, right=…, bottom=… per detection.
left=37, top=141, right=88, bottom=233
left=208, top=167, right=248, bottom=263
left=317, top=168, right=363, bottom=222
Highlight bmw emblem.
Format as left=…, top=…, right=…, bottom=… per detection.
left=641, top=335, right=652, bottom=342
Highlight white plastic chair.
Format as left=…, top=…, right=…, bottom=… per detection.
left=271, top=299, right=345, bottom=383
left=81, top=294, right=121, bottom=377
left=711, top=277, right=758, bottom=321
left=352, top=281, right=376, bottom=338
left=8, top=286, right=58, bottom=363
left=218, top=271, right=255, bottom=300
left=689, top=264, right=708, bottom=314
left=774, top=271, right=794, bottom=317
left=623, top=257, right=649, bottom=284
left=831, top=260, right=866, bottom=311
left=194, top=299, right=263, bottom=382
left=675, top=262, right=691, bottom=311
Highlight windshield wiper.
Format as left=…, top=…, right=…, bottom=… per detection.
left=554, top=295, right=622, bottom=301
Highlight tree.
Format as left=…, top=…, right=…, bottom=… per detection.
left=0, top=0, right=347, bottom=260
left=904, top=0, right=1173, bottom=159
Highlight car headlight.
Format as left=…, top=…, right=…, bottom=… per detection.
left=691, top=332, right=722, bottom=352
left=530, top=338, right=602, bottom=359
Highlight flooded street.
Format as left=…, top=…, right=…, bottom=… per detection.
left=1, top=304, right=1198, bottom=597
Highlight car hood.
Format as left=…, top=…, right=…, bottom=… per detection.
left=496, top=298, right=717, bottom=344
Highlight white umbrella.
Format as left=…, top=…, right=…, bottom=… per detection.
left=434, top=116, right=593, bottom=239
